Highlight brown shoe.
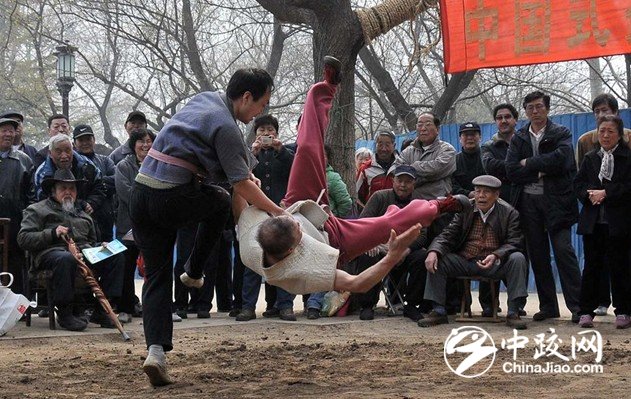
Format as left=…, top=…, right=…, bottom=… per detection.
left=279, top=308, right=297, bottom=321
left=417, top=311, right=448, bottom=328
left=323, top=56, right=342, bottom=84
left=506, top=313, right=527, bottom=330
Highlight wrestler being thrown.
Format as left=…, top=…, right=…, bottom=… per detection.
left=234, top=56, right=470, bottom=295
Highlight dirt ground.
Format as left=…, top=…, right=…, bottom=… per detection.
left=1, top=306, right=630, bottom=399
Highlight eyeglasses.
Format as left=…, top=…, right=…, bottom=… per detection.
left=525, top=104, right=546, bottom=112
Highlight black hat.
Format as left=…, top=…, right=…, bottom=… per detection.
left=393, top=165, right=416, bottom=179
left=458, top=122, right=481, bottom=135
left=472, top=175, right=502, bottom=189
left=125, top=111, right=147, bottom=124
left=0, top=111, right=24, bottom=122
left=72, top=124, right=94, bottom=139
left=0, top=118, right=19, bottom=129
left=41, top=169, right=86, bottom=195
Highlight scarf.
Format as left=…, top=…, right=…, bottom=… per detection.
left=598, top=144, right=618, bottom=183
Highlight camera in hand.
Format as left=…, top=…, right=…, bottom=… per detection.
left=261, top=135, right=273, bottom=145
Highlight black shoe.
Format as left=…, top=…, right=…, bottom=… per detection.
left=571, top=313, right=580, bottom=324
left=417, top=311, right=448, bottom=328
left=403, top=306, right=423, bottom=322
left=506, top=314, right=528, bottom=330
left=89, top=309, right=116, bottom=329
left=359, top=308, right=375, bottom=321
left=481, top=308, right=494, bottom=318
left=279, top=308, right=297, bottom=321
left=262, top=308, right=280, bottom=318
left=56, top=306, right=88, bottom=332
left=176, top=310, right=188, bottom=319
left=532, top=311, right=560, bottom=322
left=323, top=56, right=342, bottom=84
left=38, top=309, right=49, bottom=318
left=197, top=310, right=211, bottom=319
left=228, top=308, right=241, bottom=317
left=518, top=309, right=527, bottom=317
left=307, top=308, right=320, bottom=320
left=235, top=309, right=256, bottom=322
left=133, top=302, right=143, bottom=318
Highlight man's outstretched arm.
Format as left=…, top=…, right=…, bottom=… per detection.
left=333, top=223, right=421, bottom=293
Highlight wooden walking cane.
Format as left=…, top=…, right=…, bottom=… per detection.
left=61, top=234, right=131, bottom=341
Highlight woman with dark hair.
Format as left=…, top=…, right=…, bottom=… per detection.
left=114, top=128, right=156, bottom=323
left=574, top=115, right=631, bottom=329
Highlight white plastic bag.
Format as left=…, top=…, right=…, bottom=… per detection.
left=0, top=272, right=31, bottom=336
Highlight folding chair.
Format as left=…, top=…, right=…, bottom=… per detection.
left=381, top=273, right=406, bottom=316
left=455, top=276, right=502, bottom=323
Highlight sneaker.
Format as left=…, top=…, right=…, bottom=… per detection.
left=417, top=310, right=448, bottom=328
left=143, top=353, right=173, bottom=386
left=615, top=314, right=631, bottom=329
left=594, top=306, right=608, bottom=316
left=532, top=311, right=560, bottom=322
left=435, top=195, right=471, bottom=214
left=262, top=308, right=280, bottom=318
left=323, top=56, right=342, bottom=84
left=235, top=309, right=256, bottom=322
left=279, top=308, right=297, bottom=321
left=506, top=313, right=527, bottom=330
left=307, top=308, right=320, bottom=320
left=172, top=313, right=182, bottom=322
left=359, top=308, right=375, bottom=321
left=179, top=272, right=204, bottom=289
left=197, top=310, right=211, bottom=319
left=228, top=308, right=241, bottom=318
left=578, top=314, right=594, bottom=328
left=118, top=312, right=132, bottom=324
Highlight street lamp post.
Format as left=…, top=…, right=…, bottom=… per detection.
left=54, top=42, right=77, bottom=117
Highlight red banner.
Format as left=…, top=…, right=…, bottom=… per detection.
left=440, top=0, right=631, bottom=73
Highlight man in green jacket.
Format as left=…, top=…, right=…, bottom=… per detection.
left=18, top=169, right=124, bottom=331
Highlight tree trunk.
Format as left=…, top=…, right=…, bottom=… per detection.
left=359, top=47, right=417, bottom=132
left=182, top=0, right=212, bottom=92
left=432, top=71, right=477, bottom=122
left=586, top=58, right=602, bottom=102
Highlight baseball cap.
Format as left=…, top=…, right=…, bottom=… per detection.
left=458, top=122, right=481, bottom=135
left=125, top=111, right=147, bottom=124
left=72, top=124, right=94, bottom=139
left=394, top=165, right=416, bottom=179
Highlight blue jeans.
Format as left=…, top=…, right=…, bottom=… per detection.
left=242, top=267, right=295, bottom=310
left=306, top=291, right=326, bottom=310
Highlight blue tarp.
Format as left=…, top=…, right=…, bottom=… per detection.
left=356, top=109, right=631, bottom=292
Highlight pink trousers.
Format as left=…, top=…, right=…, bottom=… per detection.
left=282, top=81, right=441, bottom=264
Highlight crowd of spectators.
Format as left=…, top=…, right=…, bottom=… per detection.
left=1, top=90, right=630, bottom=332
